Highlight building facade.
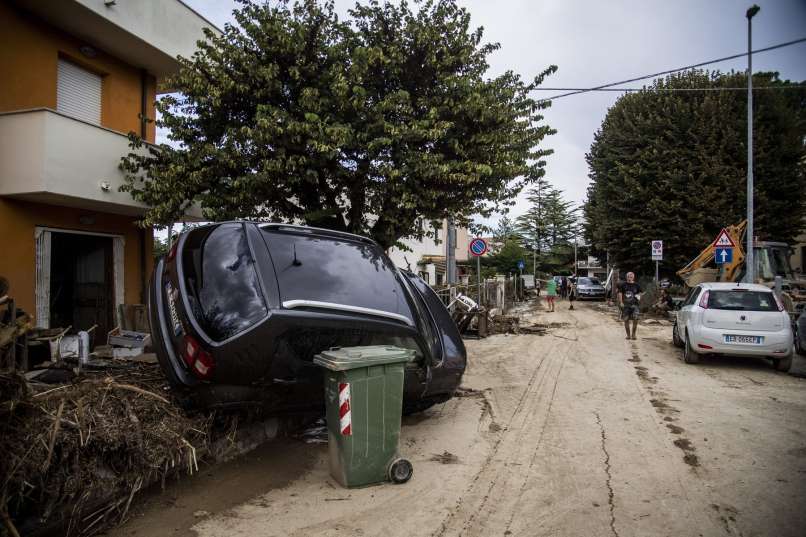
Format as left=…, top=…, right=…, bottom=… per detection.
left=386, top=220, right=470, bottom=285
left=0, top=0, right=214, bottom=334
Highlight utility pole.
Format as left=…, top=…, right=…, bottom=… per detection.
left=745, top=4, right=760, bottom=284
left=446, top=217, right=457, bottom=284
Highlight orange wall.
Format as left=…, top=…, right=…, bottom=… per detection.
left=0, top=2, right=157, bottom=142
left=0, top=198, right=154, bottom=323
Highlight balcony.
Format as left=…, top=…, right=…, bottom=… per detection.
left=11, top=0, right=219, bottom=79
left=0, top=108, right=150, bottom=215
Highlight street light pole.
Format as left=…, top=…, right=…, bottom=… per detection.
left=745, top=4, right=760, bottom=284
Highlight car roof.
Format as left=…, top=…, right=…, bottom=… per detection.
left=699, top=282, right=772, bottom=292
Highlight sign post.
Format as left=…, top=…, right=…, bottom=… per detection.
left=469, top=238, right=488, bottom=307
left=651, top=240, right=663, bottom=282
left=517, top=259, right=525, bottom=301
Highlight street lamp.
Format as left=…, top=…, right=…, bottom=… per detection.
left=745, top=4, right=760, bottom=284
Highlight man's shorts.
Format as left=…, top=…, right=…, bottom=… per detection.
left=622, top=304, right=640, bottom=320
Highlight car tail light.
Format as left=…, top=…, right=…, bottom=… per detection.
left=182, top=334, right=215, bottom=379
left=698, top=290, right=710, bottom=309
left=698, top=343, right=713, bottom=350
left=773, top=293, right=785, bottom=312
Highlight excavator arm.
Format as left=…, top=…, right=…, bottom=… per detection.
left=677, top=221, right=746, bottom=286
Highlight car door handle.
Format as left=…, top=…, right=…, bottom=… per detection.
left=272, top=378, right=298, bottom=385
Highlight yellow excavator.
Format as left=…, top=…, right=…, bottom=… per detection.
left=677, top=220, right=806, bottom=313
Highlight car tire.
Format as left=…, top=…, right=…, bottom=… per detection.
left=672, top=320, right=684, bottom=348
left=683, top=331, right=699, bottom=364
left=795, top=326, right=805, bottom=357
left=774, top=352, right=793, bottom=372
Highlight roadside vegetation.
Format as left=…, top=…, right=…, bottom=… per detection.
left=584, top=70, right=806, bottom=275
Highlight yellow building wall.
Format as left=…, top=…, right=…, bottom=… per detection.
left=0, top=1, right=157, bottom=142
left=0, top=198, right=154, bottom=323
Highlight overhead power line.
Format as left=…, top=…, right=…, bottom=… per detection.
left=537, top=36, right=806, bottom=102
left=536, top=86, right=805, bottom=92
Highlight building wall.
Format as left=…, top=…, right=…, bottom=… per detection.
left=0, top=1, right=157, bottom=142
left=0, top=198, right=153, bottom=320
left=386, top=220, right=471, bottom=271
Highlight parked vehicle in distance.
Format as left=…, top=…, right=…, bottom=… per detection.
left=672, top=282, right=794, bottom=371
left=575, top=277, right=606, bottom=300
left=795, top=312, right=806, bottom=356
left=149, top=222, right=466, bottom=414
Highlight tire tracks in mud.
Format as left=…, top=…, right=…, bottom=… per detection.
left=433, top=321, right=575, bottom=537
left=627, top=341, right=700, bottom=469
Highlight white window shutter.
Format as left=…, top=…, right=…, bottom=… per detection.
left=57, top=59, right=102, bottom=124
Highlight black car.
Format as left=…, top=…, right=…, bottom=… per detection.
left=149, top=222, right=466, bottom=414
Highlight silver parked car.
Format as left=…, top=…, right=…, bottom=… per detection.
left=575, top=277, right=606, bottom=300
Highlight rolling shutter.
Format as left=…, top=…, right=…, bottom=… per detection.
left=57, top=59, right=102, bottom=124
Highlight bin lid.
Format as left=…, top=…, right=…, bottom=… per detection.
left=313, top=345, right=416, bottom=371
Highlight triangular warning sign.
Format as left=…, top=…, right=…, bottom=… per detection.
left=712, top=228, right=737, bottom=248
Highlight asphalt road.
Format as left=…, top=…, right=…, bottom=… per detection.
left=112, top=300, right=806, bottom=537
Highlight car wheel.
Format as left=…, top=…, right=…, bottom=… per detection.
left=774, top=352, right=793, bottom=372
left=388, top=458, right=414, bottom=484
left=672, top=320, right=684, bottom=348
left=683, top=331, right=699, bottom=364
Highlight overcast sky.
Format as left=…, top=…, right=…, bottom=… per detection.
left=179, top=0, right=806, bottom=226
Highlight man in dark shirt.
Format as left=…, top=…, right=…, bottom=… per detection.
left=619, top=272, right=642, bottom=340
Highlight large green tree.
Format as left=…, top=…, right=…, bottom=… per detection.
left=121, top=0, right=556, bottom=249
left=584, top=70, right=806, bottom=275
left=516, top=178, right=578, bottom=274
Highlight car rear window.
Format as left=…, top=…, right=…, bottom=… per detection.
left=182, top=223, right=268, bottom=341
left=260, top=229, right=413, bottom=320
left=707, top=290, right=778, bottom=312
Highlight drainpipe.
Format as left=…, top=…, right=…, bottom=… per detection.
left=139, top=69, right=148, bottom=303
left=140, top=69, right=148, bottom=139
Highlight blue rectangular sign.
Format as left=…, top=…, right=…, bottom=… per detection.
left=714, top=247, right=733, bottom=265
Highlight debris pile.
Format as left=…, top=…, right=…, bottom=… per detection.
left=490, top=315, right=520, bottom=334
left=0, top=364, right=210, bottom=537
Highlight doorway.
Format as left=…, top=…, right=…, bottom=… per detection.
left=49, top=232, right=114, bottom=337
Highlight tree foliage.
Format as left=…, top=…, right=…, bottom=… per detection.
left=487, top=237, right=528, bottom=275
left=490, top=216, right=520, bottom=248
left=516, top=178, right=578, bottom=273
left=584, top=70, right=806, bottom=275
left=120, top=0, right=556, bottom=249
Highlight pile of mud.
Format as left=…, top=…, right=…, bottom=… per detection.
left=0, top=364, right=211, bottom=537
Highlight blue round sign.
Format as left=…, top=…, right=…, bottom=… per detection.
left=469, top=238, right=488, bottom=257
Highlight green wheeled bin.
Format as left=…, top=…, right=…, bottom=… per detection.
left=314, top=345, right=415, bottom=488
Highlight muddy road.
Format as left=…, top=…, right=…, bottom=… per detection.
left=111, top=301, right=806, bottom=537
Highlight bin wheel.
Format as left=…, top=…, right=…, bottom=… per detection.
left=388, top=458, right=413, bottom=484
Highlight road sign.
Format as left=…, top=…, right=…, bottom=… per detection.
left=517, top=260, right=525, bottom=270
left=469, top=237, right=488, bottom=257
left=713, top=228, right=737, bottom=248
left=715, top=247, right=734, bottom=265
left=651, top=240, right=663, bottom=261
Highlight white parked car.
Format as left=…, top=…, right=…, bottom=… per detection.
left=672, top=282, right=794, bottom=371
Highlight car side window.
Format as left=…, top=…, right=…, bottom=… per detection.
left=683, top=286, right=700, bottom=306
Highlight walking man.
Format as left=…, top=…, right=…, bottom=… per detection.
left=545, top=277, right=557, bottom=312
left=618, top=272, right=642, bottom=339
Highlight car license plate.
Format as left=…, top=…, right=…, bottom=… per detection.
left=164, top=282, right=183, bottom=336
left=724, top=334, right=762, bottom=344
